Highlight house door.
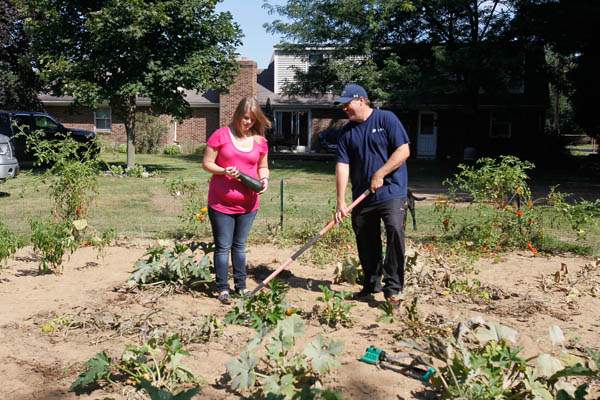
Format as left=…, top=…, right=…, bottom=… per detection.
left=417, top=111, right=437, bottom=158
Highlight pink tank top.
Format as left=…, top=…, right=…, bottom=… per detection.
left=206, top=127, right=268, bottom=214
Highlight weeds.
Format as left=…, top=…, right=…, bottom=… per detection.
left=226, top=315, right=343, bottom=399
left=224, top=279, right=292, bottom=330
left=315, top=285, right=353, bottom=328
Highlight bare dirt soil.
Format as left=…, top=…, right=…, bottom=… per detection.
left=1, top=240, right=599, bottom=400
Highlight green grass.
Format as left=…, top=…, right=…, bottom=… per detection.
left=1, top=152, right=598, bottom=256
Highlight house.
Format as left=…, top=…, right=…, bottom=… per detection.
left=39, top=47, right=549, bottom=160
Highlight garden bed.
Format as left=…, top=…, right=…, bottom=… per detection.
left=1, top=239, right=599, bottom=399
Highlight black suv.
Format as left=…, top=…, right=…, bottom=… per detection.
left=0, top=111, right=98, bottom=162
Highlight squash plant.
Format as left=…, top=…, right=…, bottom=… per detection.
left=70, top=334, right=202, bottom=396
left=128, top=241, right=214, bottom=289
left=316, top=285, right=353, bottom=328
left=226, top=315, right=343, bottom=399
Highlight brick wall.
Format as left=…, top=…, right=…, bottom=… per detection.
left=311, top=108, right=347, bottom=147
left=176, top=108, right=219, bottom=145
left=219, top=60, right=257, bottom=127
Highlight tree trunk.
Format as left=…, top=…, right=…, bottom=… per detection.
left=125, top=96, right=136, bottom=169
left=553, top=84, right=560, bottom=135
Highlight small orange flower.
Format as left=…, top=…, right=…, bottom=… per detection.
left=200, top=207, right=208, bottom=213
left=195, top=213, right=205, bottom=222
left=527, top=242, right=538, bottom=255
left=515, top=210, right=524, bottom=218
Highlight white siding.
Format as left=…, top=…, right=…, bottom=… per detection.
left=274, top=52, right=309, bottom=95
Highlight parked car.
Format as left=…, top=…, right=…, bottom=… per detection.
left=0, top=132, right=19, bottom=183
left=317, top=127, right=342, bottom=154
left=0, top=110, right=98, bottom=162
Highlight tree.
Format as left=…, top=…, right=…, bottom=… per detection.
left=518, top=0, right=600, bottom=139
left=0, top=0, right=41, bottom=110
left=264, top=0, right=535, bottom=110
left=20, top=0, right=242, bottom=168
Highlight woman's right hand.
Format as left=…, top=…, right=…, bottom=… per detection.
left=224, top=166, right=240, bottom=178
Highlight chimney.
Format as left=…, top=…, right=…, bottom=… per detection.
left=219, top=59, right=258, bottom=126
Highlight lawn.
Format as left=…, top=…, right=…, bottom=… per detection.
left=1, top=151, right=599, bottom=255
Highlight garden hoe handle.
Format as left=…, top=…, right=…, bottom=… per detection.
left=248, top=188, right=372, bottom=297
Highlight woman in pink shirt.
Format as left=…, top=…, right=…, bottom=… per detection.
left=202, top=96, right=270, bottom=304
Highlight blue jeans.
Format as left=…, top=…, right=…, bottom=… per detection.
left=208, top=207, right=257, bottom=292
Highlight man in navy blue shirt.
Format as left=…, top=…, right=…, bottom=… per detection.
left=334, top=83, right=410, bottom=304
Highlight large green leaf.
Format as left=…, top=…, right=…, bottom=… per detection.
left=139, top=380, right=200, bottom=400
left=226, top=351, right=257, bottom=391
left=535, top=353, right=564, bottom=378
left=70, top=351, right=112, bottom=393
left=304, top=336, right=343, bottom=374
left=263, top=373, right=297, bottom=399
left=475, top=323, right=518, bottom=344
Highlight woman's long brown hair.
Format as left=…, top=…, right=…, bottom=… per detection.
left=230, top=96, right=272, bottom=137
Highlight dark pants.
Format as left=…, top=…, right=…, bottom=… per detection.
left=351, top=197, right=406, bottom=297
left=208, top=207, right=257, bottom=292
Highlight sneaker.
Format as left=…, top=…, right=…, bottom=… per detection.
left=217, top=291, right=231, bottom=304
left=384, top=293, right=404, bottom=306
left=351, top=289, right=378, bottom=300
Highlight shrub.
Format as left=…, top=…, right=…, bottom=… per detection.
left=446, top=155, right=534, bottom=208
left=163, top=144, right=181, bottom=155
left=165, top=177, right=210, bottom=238
left=29, top=218, right=76, bottom=274
left=117, top=143, right=127, bottom=153
left=0, top=222, right=22, bottom=266
left=135, top=112, right=168, bottom=154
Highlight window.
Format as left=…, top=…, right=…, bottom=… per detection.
left=33, top=116, right=60, bottom=130
left=94, top=108, right=111, bottom=131
left=489, top=111, right=512, bottom=139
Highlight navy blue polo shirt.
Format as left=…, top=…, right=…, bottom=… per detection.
left=336, top=109, right=410, bottom=206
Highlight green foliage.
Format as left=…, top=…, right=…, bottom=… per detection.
left=70, top=351, right=113, bottom=393
left=22, top=0, right=242, bottom=167
left=0, top=0, right=42, bottom=110
left=288, top=215, right=355, bottom=266
left=316, top=285, right=353, bottom=328
left=0, top=222, right=22, bottom=266
left=443, top=278, right=491, bottom=303
left=548, top=187, right=600, bottom=239
left=70, top=334, right=202, bottom=395
left=224, top=279, right=291, bottom=330
left=128, top=242, right=214, bottom=289
left=117, top=143, right=127, bottom=153
left=377, top=301, right=397, bottom=324
left=265, top=0, right=531, bottom=107
left=445, top=156, right=534, bottom=208
left=135, top=112, right=168, bottom=154
left=22, top=128, right=100, bottom=221
left=333, top=256, right=362, bottom=285
left=226, top=315, right=343, bottom=399
left=163, top=144, right=182, bottom=155
left=139, top=381, right=199, bottom=400
left=166, top=177, right=210, bottom=238
left=29, top=217, right=76, bottom=274
left=400, top=318, right=600, bottom=400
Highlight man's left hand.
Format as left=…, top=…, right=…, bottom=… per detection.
left=370, top=172, right=384, bottom=192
